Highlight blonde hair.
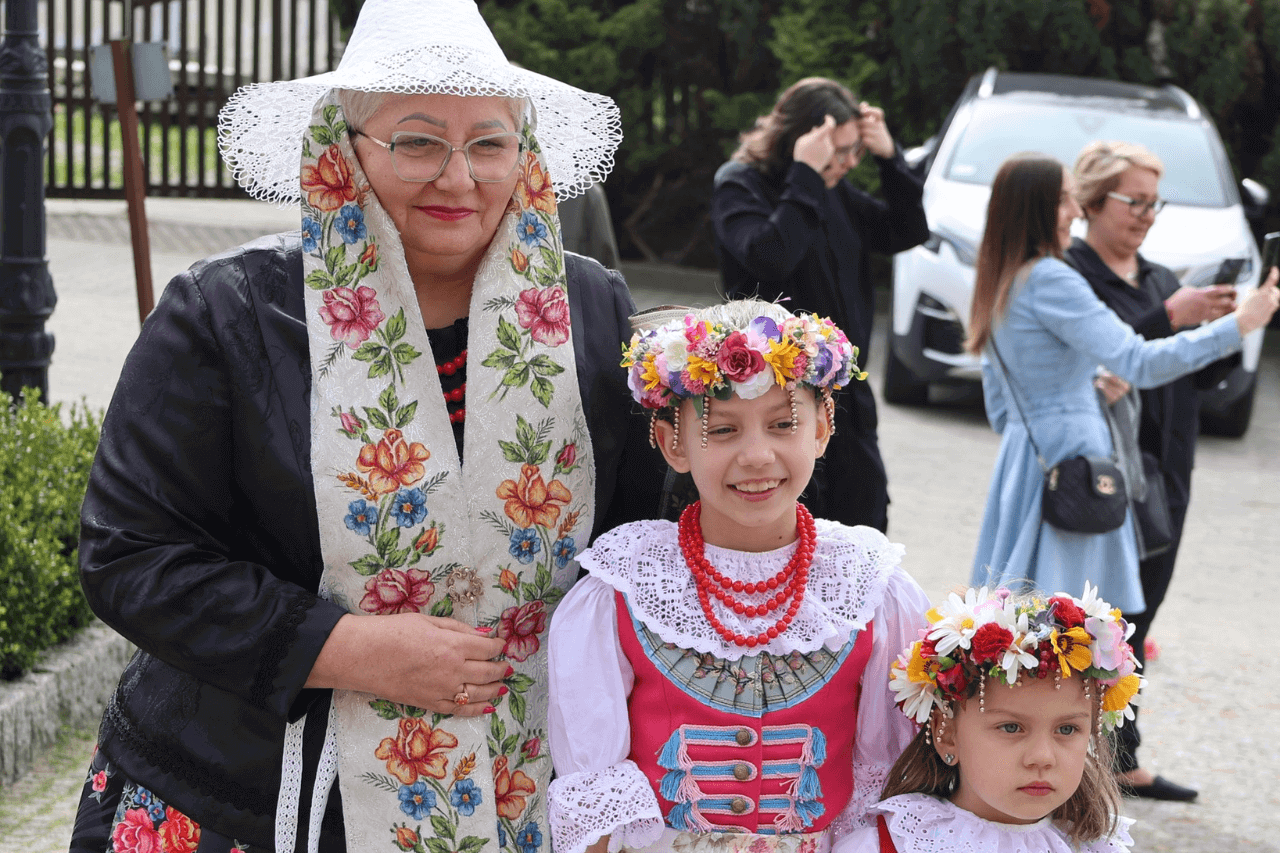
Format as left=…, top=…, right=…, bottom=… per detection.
left=1073, top=141, right=1164, bottom=215
left=337, top=89, right=529, bottom=133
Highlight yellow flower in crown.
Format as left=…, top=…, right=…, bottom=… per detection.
left=685, top=355, right=720, bottom=391
left=1102, top=673, right=1141, bottom=712
left=764, top=336, right=802, bottom=386
left=905, top=641, right=941, bottom=685
left=640, top=354, right=663, bottom=392
left=1050, top=626, right=1093, bottom=677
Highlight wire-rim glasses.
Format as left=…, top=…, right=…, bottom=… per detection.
left=1106, top=191, right=1165, bottom=217
left=352, top=130, right=523, bottom=183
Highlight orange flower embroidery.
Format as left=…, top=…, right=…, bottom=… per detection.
left=375, top=717, right=459, bottom=785
left=301, top=145, right=358, bottom=212
left=511, top=246, right=530, bottom=273
left=517, top=153, right=557, bottom=215
left=493, top=754, right=537, bottom=820
left=158, top=806, right=200, bottom=853
left=357, top=428, right=431, bottom=495
left=496, top=463, right=571, bottom=528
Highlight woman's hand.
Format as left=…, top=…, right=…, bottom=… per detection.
left=793, top=115, right=836, bottom=174
left=855, top=102, right=896, bottom=159
left=1095, top=369, right=1131, bottom=405
left=1165, top=284, right=1236, bottom=328
left=1234, top=266, right=1280, bottom=336
left=307, top=613, right=509, bottom=717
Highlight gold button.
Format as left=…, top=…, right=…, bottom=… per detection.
left=735, top=728, right=752, bottom=746
left=733, top=762, right=751, bottom=781
left=730, top=796, right=748, bottom=814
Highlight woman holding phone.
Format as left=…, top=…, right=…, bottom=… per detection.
left=968, top=153, right=1279, bottom=735
left=1063, top=141, right=1269, bottom=801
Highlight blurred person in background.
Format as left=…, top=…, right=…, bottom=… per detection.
left=1064, top=140, right=1241, bottom=802
left=710, top=77, right=929, bottom=533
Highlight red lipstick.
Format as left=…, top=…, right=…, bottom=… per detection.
left=420, top=206, right=473, bottom=221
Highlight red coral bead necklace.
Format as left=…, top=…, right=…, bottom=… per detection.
left=678, top=501, right=815, bottom=648
left=437, top=349, right=466, bottom=424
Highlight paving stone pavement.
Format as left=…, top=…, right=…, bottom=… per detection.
left=3, top=197, right=1277, bottom=851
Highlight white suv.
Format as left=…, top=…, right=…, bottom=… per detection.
left=886, top=68, right=1270, bottom=436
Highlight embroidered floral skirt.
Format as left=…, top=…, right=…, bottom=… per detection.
left=69, top=745, right=258, bottom=853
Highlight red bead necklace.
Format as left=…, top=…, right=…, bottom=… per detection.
left=437, top=349, right=466, bottom=424
left=678, top=501, right=816, bottom=648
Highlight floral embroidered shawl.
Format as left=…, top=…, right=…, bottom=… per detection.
left=293, top=91, right=595, bottom=852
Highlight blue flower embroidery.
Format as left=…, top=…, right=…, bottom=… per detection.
left=389, top=488, right=428, bottom=528
left=498, top=823, right=508, bottom=848
left=517, top=821, right=543, bottom=853
left=450, top=778, right=482, bottom=816
left=517, top=212, right=547, bottom=246
left=302, top=217, right=322, bottom=252
left=398, top=780, right=436, bottom=820
left=133, top=787, right=166, bottom=822
left=344, top=499, right=378, bottom=536
left=508, top=528, right=541, bottom=564
left=335, top=203, right=367, bottom=244
left=552, top=536, right=577, bottom=569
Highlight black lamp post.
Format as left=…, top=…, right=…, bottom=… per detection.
left=0, top=0, right=55, bottom=402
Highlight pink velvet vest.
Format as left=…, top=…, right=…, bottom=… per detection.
left=616, top=591, right=873, bottom=835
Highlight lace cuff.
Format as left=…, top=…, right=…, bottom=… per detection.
left=549, top=760, right=665, bottom=853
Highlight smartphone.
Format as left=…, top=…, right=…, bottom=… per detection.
left=1213, top=257, right=1246, bottom=284
left=1262, top=231, right=1280, bottom=276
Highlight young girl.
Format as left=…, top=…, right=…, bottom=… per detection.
left=546, top=300, right=931, bottom=853
left=839, top=584, right=1139, bottom=852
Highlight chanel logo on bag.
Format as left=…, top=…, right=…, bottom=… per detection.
left=1096, top=475, right=1117, bottom=496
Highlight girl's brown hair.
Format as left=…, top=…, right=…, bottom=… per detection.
left=880, top=683, right=1123, bottom=846
left=732, top=78, right=861, bottom=180
left=966, top=154, right=1065, bottom=354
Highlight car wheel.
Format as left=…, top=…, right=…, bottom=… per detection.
left=1199, top=373, right=1256, bottom=437
left=882, top=345, right=929, bottom=405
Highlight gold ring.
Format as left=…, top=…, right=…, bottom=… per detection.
left=454, top=686, right=470, bottom=706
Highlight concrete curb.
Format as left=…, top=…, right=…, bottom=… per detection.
left=0, top=622, right=133, bottom=784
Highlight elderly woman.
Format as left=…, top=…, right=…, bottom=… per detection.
left=968, top=154, right=1277, bottom=673
left=67, top=1, right=661, bottom=851
left=1063, top=141, right=1239, bottom=802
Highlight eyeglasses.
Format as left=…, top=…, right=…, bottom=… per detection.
left=832, top=139, right=865, bottom=161
left=1106, top=191, right=1165, bottom=217
left=351, top=130, right=523, bottom=183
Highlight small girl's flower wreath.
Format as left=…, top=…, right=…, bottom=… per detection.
left=620, top=311, right=864, bottom=410
left=889, top=583, right=1143, bottom=733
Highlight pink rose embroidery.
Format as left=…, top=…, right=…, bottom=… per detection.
left=319, top=286, right=385, bottom=349
left=498, top=601, right=547, bottom=662
left=112, top=808, right=162, bottom=853
left=515, top=287, right=570, bottom=346
left=91, top=770, right=108, bottom=792
left=360, top=568, right=436, bottom=615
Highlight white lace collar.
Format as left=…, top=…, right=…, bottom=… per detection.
left=576, top=517, right=904, bottom=661
left=870, top=794, right=1135, bottom=853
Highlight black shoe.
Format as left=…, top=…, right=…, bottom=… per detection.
left=1121, top=774, right=1198, bottom=802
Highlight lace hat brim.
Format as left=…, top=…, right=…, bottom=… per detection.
left=217, top=0, right=621, bottom=206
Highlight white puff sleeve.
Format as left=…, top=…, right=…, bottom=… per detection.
left=547, top=576, right=665, bottom=853
left=832, top=568, right=931, bottom=837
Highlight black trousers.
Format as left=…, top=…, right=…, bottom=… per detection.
left=1115, top=500, right=1189, bottom=773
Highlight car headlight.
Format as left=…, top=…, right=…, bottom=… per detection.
left=922, top=226, right=978, bottom=267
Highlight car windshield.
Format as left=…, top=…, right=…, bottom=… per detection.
left=943, top=99, right=1228, bottom=206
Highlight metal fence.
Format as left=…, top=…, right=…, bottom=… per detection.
left=40, top=0, right=339, bottom=198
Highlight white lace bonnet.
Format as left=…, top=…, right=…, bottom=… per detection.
left=217, top=0, right=622, bottom=205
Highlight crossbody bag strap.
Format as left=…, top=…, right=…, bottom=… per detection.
left=988, top=338, right=1050, bottom=474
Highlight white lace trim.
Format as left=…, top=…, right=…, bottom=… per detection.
left=870, top=794, right=1135, bottom=853
left=577, top=519, right=904, bottom=661
left=217, top=0, right=620, bottom=204
left=549, top=760, right=666, bottom=853
left=827, top=760, right=892, bottom=837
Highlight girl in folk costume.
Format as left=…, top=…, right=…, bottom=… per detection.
left=838, top=585, right=1138, bottom=853
left=546, top=300, right=931, bottom=853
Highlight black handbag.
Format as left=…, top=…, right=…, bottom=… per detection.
left=990, top=342, right=1128, bottom=535
left=1132, top=451, right=1174, bottom=559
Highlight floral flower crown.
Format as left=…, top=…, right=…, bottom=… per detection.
left=621, top=309, right=864, bottom=410
left=889, top=584, right=1143, bottom=733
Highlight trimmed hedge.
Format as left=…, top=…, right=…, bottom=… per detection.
left=0, top=391, right=101, bottom=679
